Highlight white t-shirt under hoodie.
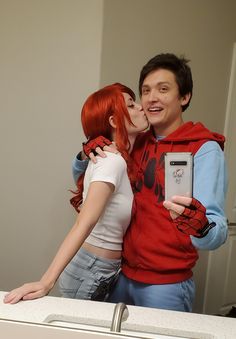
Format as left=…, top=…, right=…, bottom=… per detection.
left=83, top=152, right=133, bottom=251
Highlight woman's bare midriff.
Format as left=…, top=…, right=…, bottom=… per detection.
left=82, top=242, right=121, bottom=260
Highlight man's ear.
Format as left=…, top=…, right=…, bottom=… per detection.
left=109, top=115, right=117, bottom=129
left=181, top=92, right=191, bottom=106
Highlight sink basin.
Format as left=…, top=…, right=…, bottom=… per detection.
left=43, top=314, right=193, bottom=339
left=2, top=318, right=187, bottom=339
left=0, top=316, right=212, bottom=339
left=0, top=318, right=141, bottom=339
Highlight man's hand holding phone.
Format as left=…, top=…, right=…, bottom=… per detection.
left=163, top=196, right=215, bottom=238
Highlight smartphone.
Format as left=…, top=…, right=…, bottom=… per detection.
left=164, top=152, right=193, bottom=201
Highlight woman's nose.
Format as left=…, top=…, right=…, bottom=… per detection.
left=136, top=103, right=143, bottom=111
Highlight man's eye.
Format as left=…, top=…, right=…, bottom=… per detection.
left=160, top=87, right=168, bottom=92
left=142, top=88, right=149, bottom=94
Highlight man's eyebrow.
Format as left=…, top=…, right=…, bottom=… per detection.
left=142, top=81, right=170, bottom=87
left=158, top=81, right=170, bottom=85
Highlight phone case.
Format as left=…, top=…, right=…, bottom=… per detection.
left=164, top=152, right=193, bottom=201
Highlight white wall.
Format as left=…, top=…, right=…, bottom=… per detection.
left=0, top=0, right=104, bottom=292
left=101, top=0, right=236, bottom=134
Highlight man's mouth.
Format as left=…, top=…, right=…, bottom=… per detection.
left=147, top=106, right=163, bottom=113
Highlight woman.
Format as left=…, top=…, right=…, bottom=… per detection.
left=4, top=83, right=148, bottom=304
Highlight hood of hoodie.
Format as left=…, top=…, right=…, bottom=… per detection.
left=147, top=121, right=225, bottom=150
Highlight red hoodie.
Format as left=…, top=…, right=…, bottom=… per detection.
left=122, top=121, right=225, bottom=284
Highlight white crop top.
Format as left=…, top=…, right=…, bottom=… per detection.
left=83, top=152, right=133, bottom=251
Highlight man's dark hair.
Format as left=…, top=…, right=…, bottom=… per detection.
left=139, top=53, right=193, bottom=112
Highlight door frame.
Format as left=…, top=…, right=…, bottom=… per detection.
left=224, top=42, right=236, bottom=223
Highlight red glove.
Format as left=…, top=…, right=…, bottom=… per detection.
left=82, top=136, right=112, bottom=157
left=174, top=198, right=216, bottom=237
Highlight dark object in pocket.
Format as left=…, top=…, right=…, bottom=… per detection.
left=91, top=269, right=121, bottom=301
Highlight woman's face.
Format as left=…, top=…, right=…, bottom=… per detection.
left=123, top=93, right=149, bottom=135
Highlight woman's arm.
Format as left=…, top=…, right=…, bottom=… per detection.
left=4, top=181, right=114, bottom=304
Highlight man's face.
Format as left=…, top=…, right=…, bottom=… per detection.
left=141, top=68, right=190, bottom=136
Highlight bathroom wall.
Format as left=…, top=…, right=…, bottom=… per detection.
left=0, top=0, right=104, bottom=291
left=0, top=0, right=236, bottom=313
left=100, top=0, right=236, bottom=133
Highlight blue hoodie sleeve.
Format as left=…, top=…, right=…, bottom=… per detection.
left=191, top=141, right=228, bottom=250
left=72, top=153, right=89, bottom=184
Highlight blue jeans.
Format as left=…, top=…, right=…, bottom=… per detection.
left=58, top=248, right=121, bottom=300
left=108, top=272, right=195, bottom=312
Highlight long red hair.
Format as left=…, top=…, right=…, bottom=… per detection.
left=71, top=83, right=136, bottom=212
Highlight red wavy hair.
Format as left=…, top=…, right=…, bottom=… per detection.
left=71, top=83, right=136, bottom=212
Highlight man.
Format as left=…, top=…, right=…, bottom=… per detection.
left=73, top=53, right=228, bottom=311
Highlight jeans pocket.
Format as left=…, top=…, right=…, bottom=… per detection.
left=58, top=269, right=84, bottom=298
left=91, top=268, right=121, bottom=301
left=180, top=278, right=195, bottom=312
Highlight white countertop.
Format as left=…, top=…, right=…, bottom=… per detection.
left=1, top=291, right=236, bottom=339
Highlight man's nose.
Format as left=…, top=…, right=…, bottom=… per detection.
left=147, top=90, right=158, bottom=102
